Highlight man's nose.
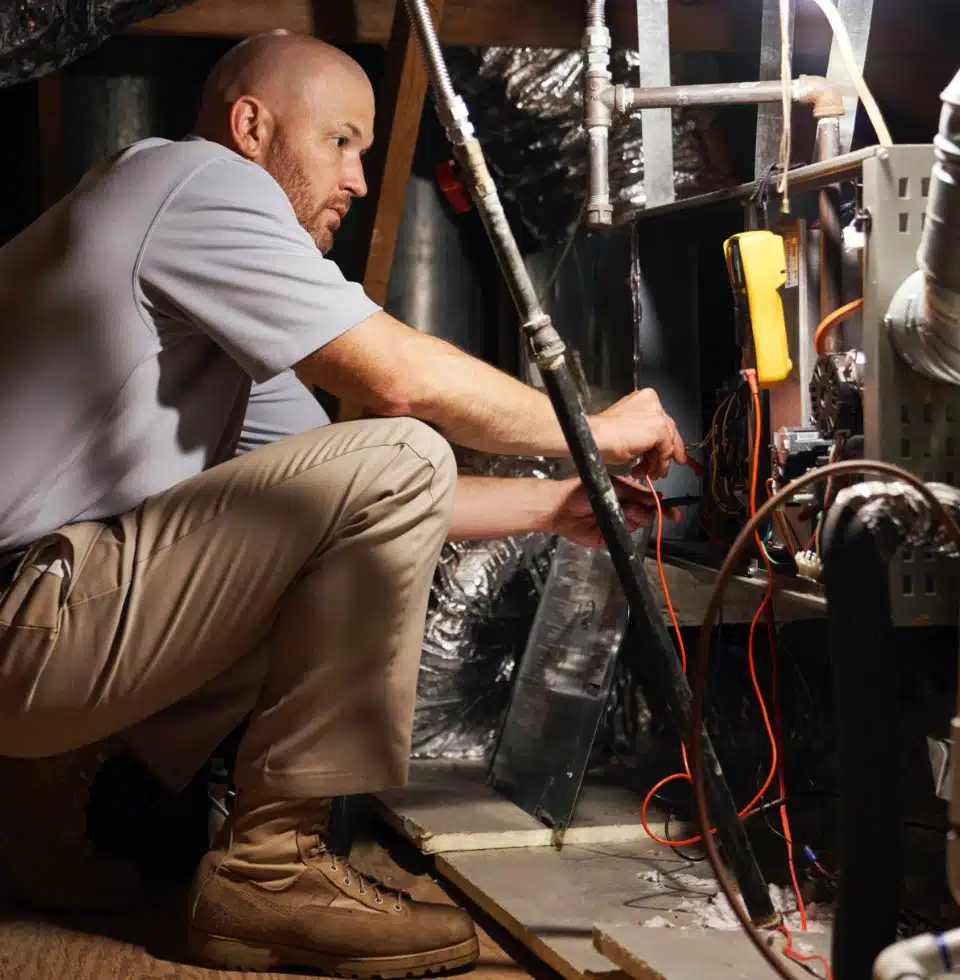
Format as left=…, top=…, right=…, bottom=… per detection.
left=343, top=157, right=367, bottom=199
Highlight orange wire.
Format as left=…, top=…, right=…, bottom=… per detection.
left=813, top=297, right=864, bottom=356
left=743, top=375, right=779, bottom=814
left=644, top=376, right=824, bottom=971
left=747, top=376, right=808, bottom=934
left=639, top=373, right=779, bottom=848
left=770, top=617, right=807, bottom=931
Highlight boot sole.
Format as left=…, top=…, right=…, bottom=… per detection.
left=187, top=925, right=481, bottom=978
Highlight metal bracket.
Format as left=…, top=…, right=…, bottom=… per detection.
left=754, top=0, right=795, bottom=180
left=635, top=0, right=675, bottom=207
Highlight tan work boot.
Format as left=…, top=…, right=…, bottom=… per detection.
left=187, top=797, right=479, bottom=977
left=0, top=741, right=144, bottom=913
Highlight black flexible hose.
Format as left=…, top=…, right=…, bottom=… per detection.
left=821, top=503, right=904, bottom=980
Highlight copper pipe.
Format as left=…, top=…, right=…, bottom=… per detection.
left=817, top=115, right=844, bottom=352
left=611, top=75, right=844, bottom=117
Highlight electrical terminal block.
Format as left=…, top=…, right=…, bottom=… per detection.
left=794, top=549, right=822, bottom=582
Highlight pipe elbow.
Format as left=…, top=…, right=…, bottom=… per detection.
left=794, top=75, right=846, bottom=118
left=872, top=943, right=928, bottom=980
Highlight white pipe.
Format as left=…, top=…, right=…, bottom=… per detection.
left=873, top=927, right=960, bottom=980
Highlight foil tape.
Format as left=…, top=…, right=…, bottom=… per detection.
left=412, top=453, right=557, bottom=760
left=832, top=480, right=960, bottom=558
left=445, top=47, right=733, bottom=247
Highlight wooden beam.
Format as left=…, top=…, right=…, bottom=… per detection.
left=356, top=0, right=443, bottom=306
left=131, top=0, right=833, bottom=55
left=336, top=0, right=445, bottom=422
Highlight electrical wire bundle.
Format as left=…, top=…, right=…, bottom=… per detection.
left=697, top=383, right=753, bottom=546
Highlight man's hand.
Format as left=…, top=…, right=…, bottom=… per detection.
left=547, top=475, right=682, bottom=549
left=591, top=388, right=687, bottom=476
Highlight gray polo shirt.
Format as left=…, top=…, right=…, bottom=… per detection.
left=0, top=137, right=379, bottom=551
left=238, top=370, right=331, bottom=456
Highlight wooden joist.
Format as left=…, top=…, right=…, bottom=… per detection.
left=334, top=0, right=444, bottom=422
left=131, top=0, right=835, bottom=55
left=355, top=0, right=443, bottom=307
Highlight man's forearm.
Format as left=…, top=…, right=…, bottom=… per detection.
left=448, top=476, right=559, bottom=541
left=298, top=312, right=607, bottom=457
left=399, top=333, right=589, bottom=457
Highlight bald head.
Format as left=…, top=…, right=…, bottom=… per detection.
left=195, top=32, right=370, bottom=134
left=194, top=32, right=375, bottom=252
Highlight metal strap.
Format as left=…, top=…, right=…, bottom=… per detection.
left=635, top=0, right=675, bottom=207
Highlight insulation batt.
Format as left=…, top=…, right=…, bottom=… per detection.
left=0, top=1, right=192, bottom=87
left=635, top=870, right=834, bottom=933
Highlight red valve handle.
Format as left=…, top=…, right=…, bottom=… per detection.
left=436, top=160, right=472, bottom=214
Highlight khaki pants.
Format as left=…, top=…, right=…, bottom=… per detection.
left=0, top=418, right=456, bottom=799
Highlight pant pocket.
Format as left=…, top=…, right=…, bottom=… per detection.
left=0, top=531, right=85, bottom=632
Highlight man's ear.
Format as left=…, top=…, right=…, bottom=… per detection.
left=229, top=96, right=274, bottom=163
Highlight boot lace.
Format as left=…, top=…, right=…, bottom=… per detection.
left=312, top=839, right=407, bottom=911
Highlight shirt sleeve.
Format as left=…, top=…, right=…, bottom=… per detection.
left=236, top=369, right=331, bottom=456
left=136, top=155, right=380, bottom=383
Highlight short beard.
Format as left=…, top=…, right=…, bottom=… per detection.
left=263, top=135, right=332, bottom=253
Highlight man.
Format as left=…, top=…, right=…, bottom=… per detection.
left=0, top=31, right=685, bottom=976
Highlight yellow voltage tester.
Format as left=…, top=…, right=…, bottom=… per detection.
left=723, top=230, right=793, bottom=386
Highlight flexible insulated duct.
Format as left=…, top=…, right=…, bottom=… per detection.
left=887, top=69, right=960, bottom=383
left=821, top=501, right=904, bottom=980
left=0, top=1, right=193, bottom=87
left=822, top=480, right=960, bottom=980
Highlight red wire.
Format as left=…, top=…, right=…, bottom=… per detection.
left=779, top=925, right=833, bottom=980
left=769, top=615, right=807, bottom=932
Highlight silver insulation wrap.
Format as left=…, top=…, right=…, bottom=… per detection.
left=831, top=480, right=960, bottom=558
left=445, top=48, right=733, bottom=247
left=412, top=454, right=557, bottom=759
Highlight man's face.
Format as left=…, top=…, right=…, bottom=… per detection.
left=264, top=71, right=374, bottom=253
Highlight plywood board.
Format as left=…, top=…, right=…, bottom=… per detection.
left=434, top=839, right=713, bottom=980
left=434, top=841, right=832, bottom=980
left=595, top=923, right=832, bottom=980
left=377, top=760, right=687, bottom=854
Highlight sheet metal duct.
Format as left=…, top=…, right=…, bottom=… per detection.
left=56, top=38, right=222, bottom=194
left=385, top=175, right=486, bottom=356
left=525, top=224, right=702, bottom=540
left=61, top=72, right=156, bottom=190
